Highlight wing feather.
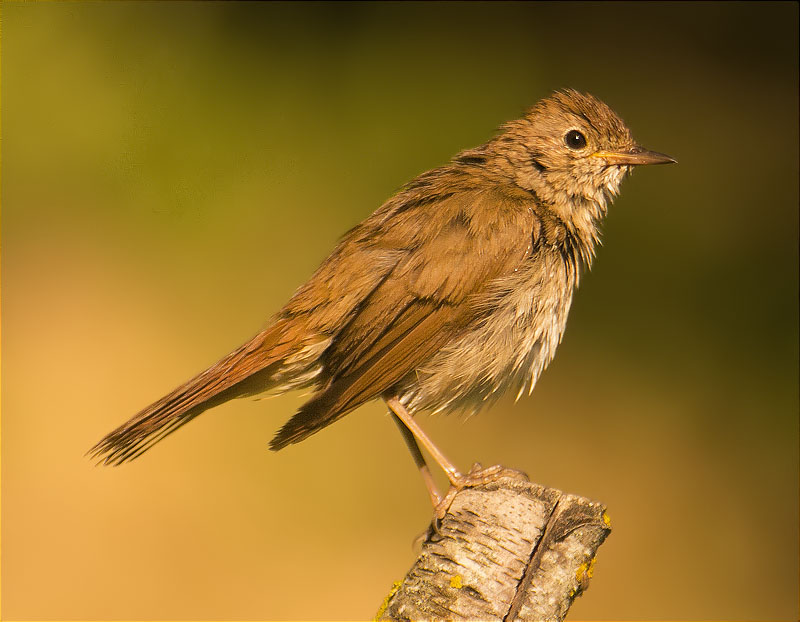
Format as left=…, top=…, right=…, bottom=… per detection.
left=270, top=186, right=536, bottom=449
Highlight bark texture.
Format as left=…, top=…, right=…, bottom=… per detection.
left=377, top=468, right=611, bottom=621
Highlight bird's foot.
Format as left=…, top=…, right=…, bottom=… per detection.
left=432, top=462, right=529, bottom=523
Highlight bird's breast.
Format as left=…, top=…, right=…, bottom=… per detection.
left=397, top=246, right=579, bottom=416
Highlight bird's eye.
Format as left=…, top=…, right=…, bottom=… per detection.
left=564, top=130, right=587, bottom=150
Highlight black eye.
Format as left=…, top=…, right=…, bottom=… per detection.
left=564, top=130, right=587, bottom=150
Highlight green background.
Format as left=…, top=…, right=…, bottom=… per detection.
left=2, top=2, right=798, bottom=619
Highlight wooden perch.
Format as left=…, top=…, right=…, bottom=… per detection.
left=376, top=466, right=611, bottom=621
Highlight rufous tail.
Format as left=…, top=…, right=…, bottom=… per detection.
left=89, top=319, right=303, bottom=465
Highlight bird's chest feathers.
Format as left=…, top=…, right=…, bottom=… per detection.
left=478, top=246, right=578, bottom=393
left=403, top=243, right=578, bottom=415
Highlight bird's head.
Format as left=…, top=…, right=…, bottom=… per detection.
left=494, top=89, right=675, bottom=210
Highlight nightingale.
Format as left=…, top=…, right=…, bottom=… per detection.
left=90, top=89, right=675, bottom=506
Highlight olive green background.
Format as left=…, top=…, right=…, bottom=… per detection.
left=2, top=2, right=798, bottom=620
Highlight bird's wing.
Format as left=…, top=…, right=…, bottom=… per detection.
left=270, top=186, right=537, bottom=449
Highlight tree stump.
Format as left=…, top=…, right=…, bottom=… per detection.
left=376, top=466, right=611, bottom=621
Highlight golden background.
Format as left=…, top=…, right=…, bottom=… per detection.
left=2, top=2, right=798, bottom=620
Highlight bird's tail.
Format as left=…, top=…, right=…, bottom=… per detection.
left=88, top=318, right=322, bottom=465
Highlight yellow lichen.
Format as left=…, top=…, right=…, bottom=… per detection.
left=573, top=555, right=598, bottom=598
left=575, top=561, right=589, bottom=582
left=602, top=511, right=612, bottom=528
left=450, top=574, right=463, bottom=589
left=374, top=580, right=403, bottom=621
left=587, top=556, right=597, bottom=578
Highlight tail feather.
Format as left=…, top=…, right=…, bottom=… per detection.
left=89, top=319, right=308, bottom=465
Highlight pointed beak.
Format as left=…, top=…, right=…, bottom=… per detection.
left=591, top=145, right=677, bottom=166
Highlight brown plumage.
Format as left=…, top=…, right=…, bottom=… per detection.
left=89, top=90, right=674, bottom=468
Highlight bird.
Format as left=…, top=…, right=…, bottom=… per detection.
left=89, top=89, right=675, bottom=507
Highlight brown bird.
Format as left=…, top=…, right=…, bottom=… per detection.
left=89, top=89, right=675, bottom=506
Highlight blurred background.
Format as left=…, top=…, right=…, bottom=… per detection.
left=2, top=2, right=797, bottom=620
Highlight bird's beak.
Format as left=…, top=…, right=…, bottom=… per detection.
left=591, top=145, right=676, bottom=166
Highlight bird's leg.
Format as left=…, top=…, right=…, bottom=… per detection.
left=386, top=395, right=529, bottom=519
left=390, top=411, right=442, bottom=507
left=386, top=396, right=463, bottom=482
